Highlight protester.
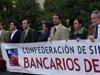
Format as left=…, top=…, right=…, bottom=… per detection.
left=38, top=21, right=52, bottom=42
left=20, top=19, right=37, bottom=43
left=48, top=14, right=69, bottom=42
left=20, top=19, right=38, bottom=75
left=88, top=10, right=100, bottom=42
left=0, top=22, right=9, bottom=58
left=9, top=20, right=21, bottom=43
left=72, top=18, right=88, bottom=42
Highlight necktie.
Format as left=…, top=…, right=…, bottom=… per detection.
left=94, top=25, right=98, bottom=39
left=24, top=30, right=26, bottom=39
left=44, top=32, right=46, bottom=36
left=53, top=27, right=56, bottom=35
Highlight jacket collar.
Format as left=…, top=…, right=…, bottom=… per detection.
left=74, top=27, right=84, bottom=34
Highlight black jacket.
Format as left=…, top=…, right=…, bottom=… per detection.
left=8, top=30, right=21, bottom=43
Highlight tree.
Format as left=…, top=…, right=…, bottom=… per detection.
left=40, top=0, right=67, bottom=26
left=40, top=0, right=100, bottom=38
left=0, top=0, right=13, bottom=30
left=11, top=0, right=42, bottom=31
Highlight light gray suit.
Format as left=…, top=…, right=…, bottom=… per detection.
left=0, top=30, right=9, bottom=58
left=48, top=24, right=69, bottom=40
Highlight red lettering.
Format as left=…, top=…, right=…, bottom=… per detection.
left=62, top=58, right=66, bottom=70
left=66, top=58, right=74, bottom=71
left=50, top=58, right=56, bottom=69
left=55, top=58, right=63, bottom=70
left=24, top=57, right=29, bottom=68
left=36, top=58, right=43, bottom=68
left=43, top=57, right=49, bottom=69
left=30, top=58, right=36, bottom=68
left=84, top=59, right=92, bottom=72
left=92, top=59, right=100, bottom=73
left=74, top=58, right=80, bottom=71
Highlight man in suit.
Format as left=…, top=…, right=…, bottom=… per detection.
left=20, top=19, right=37, bottom=75
left=0, top=22, right=9, bottom=58
left=38, top=21, right=52, bottom=42
left=88, top=10, right=100, bottom=42
left=48, top=14, right=69, bottom=42
left=8, top=20, right=21, bottom=75
left=20, top=19, right=37, bottom=43
left=9, top=20, right=21, bottom=43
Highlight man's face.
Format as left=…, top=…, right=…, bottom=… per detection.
left=74, top=20, right=82, bottom=30
left=91, top=13, right=100, bottom=25
left=22, top=20, right=29, bottom=30
left=53, top=15, right=61, bottom=25
left=10, top=23, right=16, bottom=30
left=42, top=24, right=49, bottom=32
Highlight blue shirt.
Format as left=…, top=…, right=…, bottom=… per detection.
left=37, top=30, right=50, bottom=42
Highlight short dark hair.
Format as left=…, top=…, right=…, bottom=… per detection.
left=43, top=21, right=52, bottom=30
left=75, top=18, right=84, bottom=27
left=10, top=20, right=18, bottom=28
left=24, top=19, right=31, bottom=24
left=53, top=13, right=62, bottom=20
left=0, top=22, right=4, bottom=26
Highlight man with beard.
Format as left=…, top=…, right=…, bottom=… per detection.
left=48, top=14, right=69, bottom=42
left=88, top=10, right=100, bottom=42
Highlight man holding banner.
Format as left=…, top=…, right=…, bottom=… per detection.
left=20, top=19, right=37, bottom=43
left=8, top=20, right=21, bottom=43
left=72, top=18, right=88, bottom=42
left=88, top=10, right=100, bottom=42
left=20, top=19, right=38, bottom=75
left=48, top=14, right=69, bottom=42
left=0, top=22, right=9, bottom=58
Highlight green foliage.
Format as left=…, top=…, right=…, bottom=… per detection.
left=41, top=0, right=67, bottom=26
left=41, top=0, right=100, bottom=27
left=1, top=0, right=100, bottom=38
left=40, top=0, right=100, bottom=38
left=0, top=0, right=13, bottom=30
left=11, top=0, right=42, bottom=31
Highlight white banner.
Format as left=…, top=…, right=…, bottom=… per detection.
left=1, top=40, right=100, bottom=75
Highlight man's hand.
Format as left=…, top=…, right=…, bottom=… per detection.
left=49, top=39, right=52, bottom=43
left=76, top=38, right=80, bottom=42
left=89, top=35, right=95, bottom=42
left=66, top=38, right=68, bottom=42
left=1, top=41, right=5, bottom=44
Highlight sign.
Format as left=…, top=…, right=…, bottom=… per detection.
left=1, top=40, right=100, bottom=75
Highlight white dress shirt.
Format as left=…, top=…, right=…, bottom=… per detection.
left=0, top=29, right=3, bottom=35
left=11, top=29, right=18, bottom=40
left=97, top=24, right=100, bottom=39
left=55, top=23, right=61, bottom=29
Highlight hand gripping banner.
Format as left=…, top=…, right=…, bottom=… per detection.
left=1, top=40, right=100, bottom=75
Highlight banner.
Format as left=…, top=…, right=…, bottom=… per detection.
left=1, top=40, right=100, bottom=75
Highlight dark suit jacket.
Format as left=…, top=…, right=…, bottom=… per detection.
left=20, top=28, right=37, bottom=43
left=87, top=25, right=95, bottom=38
left=8, top=30, right=21, bottom=43
left=37, top=30, right=50, bottom=42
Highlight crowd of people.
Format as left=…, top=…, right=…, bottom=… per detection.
left=0, top=10, right=100, bottom=75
